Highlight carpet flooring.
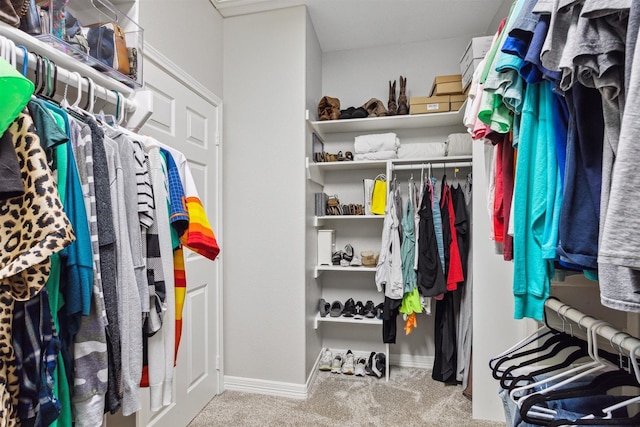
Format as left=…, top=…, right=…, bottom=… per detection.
left=188, top=366, right=504, bottom=427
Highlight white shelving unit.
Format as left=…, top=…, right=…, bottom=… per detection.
left=308, top=107, right=468, bottom=383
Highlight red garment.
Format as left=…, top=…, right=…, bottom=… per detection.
left=442, top=185, right=464, bottom=291
left=493, top=142, right=505, bottom=243
left=502, top=133, right=515, bottom=261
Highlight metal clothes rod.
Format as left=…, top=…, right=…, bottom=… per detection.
left=545, top=298, right=640, bottom=357
left=392, top=161, right=472, bottom=172
left=0, top=33, right=136, bottom=113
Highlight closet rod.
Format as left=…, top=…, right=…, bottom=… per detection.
left=392, top=161, right=472, bottom=172
left=0, top=34, right=136, bottom=113
left=545, top=298, right=640, bottom=357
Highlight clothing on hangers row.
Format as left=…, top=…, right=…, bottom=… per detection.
left=375, top=165, right=472, bottom=386
left=0, top=34, right=220, bottom=426
left=490, top=297, right=640, bottom=426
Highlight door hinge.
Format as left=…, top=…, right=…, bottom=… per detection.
left=215, top=132, right=221, bottom=147
left=215, top=355, right=220, bottom=370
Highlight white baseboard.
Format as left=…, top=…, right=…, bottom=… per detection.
left=390, top=353, right=434, bottom=369
left=224, top=351, right=433, bottom=399
left=224, top=375, right=309, bottom=399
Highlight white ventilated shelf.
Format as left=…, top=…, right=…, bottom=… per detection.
left=307, top=104, right=466, bottom=139
left=314, top=215, right=384, bottom=227
left=314, top=312, right=382, bottom=329
left=314, top=265, right=376, bottom=278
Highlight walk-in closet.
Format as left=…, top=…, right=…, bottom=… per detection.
left=1, top=0, right=639, bottom=426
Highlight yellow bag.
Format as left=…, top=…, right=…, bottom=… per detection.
left=370, top=174, right=387, bottom=215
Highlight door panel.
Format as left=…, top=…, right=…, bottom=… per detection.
left=137, top=56, right=222, bottom=427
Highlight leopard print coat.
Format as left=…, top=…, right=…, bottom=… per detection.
left=0, top=111, right=75, bottom=426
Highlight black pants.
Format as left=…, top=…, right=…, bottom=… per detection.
left=382, top=297, right=402, bottom=344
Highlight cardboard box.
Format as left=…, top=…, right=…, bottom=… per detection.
left=451, top=101, right=465, bottom=111
left=450, top=94, right=467, bottom=103
left=410, top=95, right=450, bottom=115
left=459, top=36, right=493, bottom=75
left=433, top=81, right=463, bottom=96
left=462, top=57, right=484, bottom=91
left=430, top=74, right=463, bottom=96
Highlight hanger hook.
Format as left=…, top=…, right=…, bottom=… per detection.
left=49, top=60, right=57, bottom=99
left=16, top=45, right=28, bottom=77
left=71, top=72, right=82, bottom=108
left=6, top=39, right=16, bottom=68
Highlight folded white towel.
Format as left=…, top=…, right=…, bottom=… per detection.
left=354, top=150, right=398, bottom=161
left=354, top=133, right=400, bottom=154
left=446, top=133, right=473, bottom=156
left=398, top=142, right=447, bottom=159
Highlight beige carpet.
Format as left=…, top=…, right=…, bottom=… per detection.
left=188, top=367, right=505, bottom=427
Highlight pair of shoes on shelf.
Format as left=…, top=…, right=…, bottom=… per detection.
left=333, top=244, right=355, bottom=266
left=318, top=96, right=340, bottom=121
left=364, top=351, right=387, bottom=379
left=331, top=350, right=356, bottom=375
left=339, top=106, right=368, bottom=120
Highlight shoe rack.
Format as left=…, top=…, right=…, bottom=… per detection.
left=306, top=105, right=470, bottom=381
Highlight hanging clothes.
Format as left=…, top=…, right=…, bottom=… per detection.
left=416, top=180, right=446, bottom=298
left=432, top=292, right=458, bottom=385
left=0, top=111, right=75, bottom=426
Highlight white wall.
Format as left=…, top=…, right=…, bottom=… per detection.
left=471, top=142, right=525, bottom=422
left=304, top=11, right=324, bottom=376
left=322, top=36, right=471, bottom=113
left=139, top=0, right=224, bottom=96
left=223, top=5, right=308, bottom=384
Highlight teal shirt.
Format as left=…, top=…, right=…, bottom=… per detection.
left=513, top=81, right=559, bottom=321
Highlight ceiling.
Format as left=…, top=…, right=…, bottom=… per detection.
left=210, top=0, right=507, bottom=52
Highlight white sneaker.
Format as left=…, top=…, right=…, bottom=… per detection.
left=319, top=348, right=332, bottom=371
left=342, top=350, right=355, bottom=375
left=354, top=356, right=367, bottom=376
left=331, top=353, right=344, bottom=373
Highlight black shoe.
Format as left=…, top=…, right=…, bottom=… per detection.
left=365, top=351, right=376, bottom=376
left=351, top=107, right=368, bottom=119
left=331, top=251, right=343, bottom=266
left=330, top=300, right=344, bottom=317
left=363, top=300, right=376, bottom=318
left=342, top=298, right=356, bottom=317
left=354, top=301, right=364, bottom=319
left=372, top=353, right=386, bottom=378
left=339, top=106, right=355, bottom=119
left=318, top=298, right=330, bottom=317
left=375, top=303, right=384, bottom=320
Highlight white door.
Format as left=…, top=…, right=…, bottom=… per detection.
left=136, top=47, right=223, bottom=427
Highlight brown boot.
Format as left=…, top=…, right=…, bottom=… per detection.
left=397, top=76, right=408, bottom=115
left=387, top=80, right=397, bottom=116
left=318, top=96, right=340, bottom=121
left=363, top=98, right=388, bottom=117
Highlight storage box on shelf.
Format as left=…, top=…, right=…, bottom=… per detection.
left=430, top=74, right=463, bottom=96
left=33, top=0, right=143, bottom=88
left=460, top=35, right=493, bottom=91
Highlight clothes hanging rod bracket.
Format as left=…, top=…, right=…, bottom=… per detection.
left=545, top=298, right=640, bottom=357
